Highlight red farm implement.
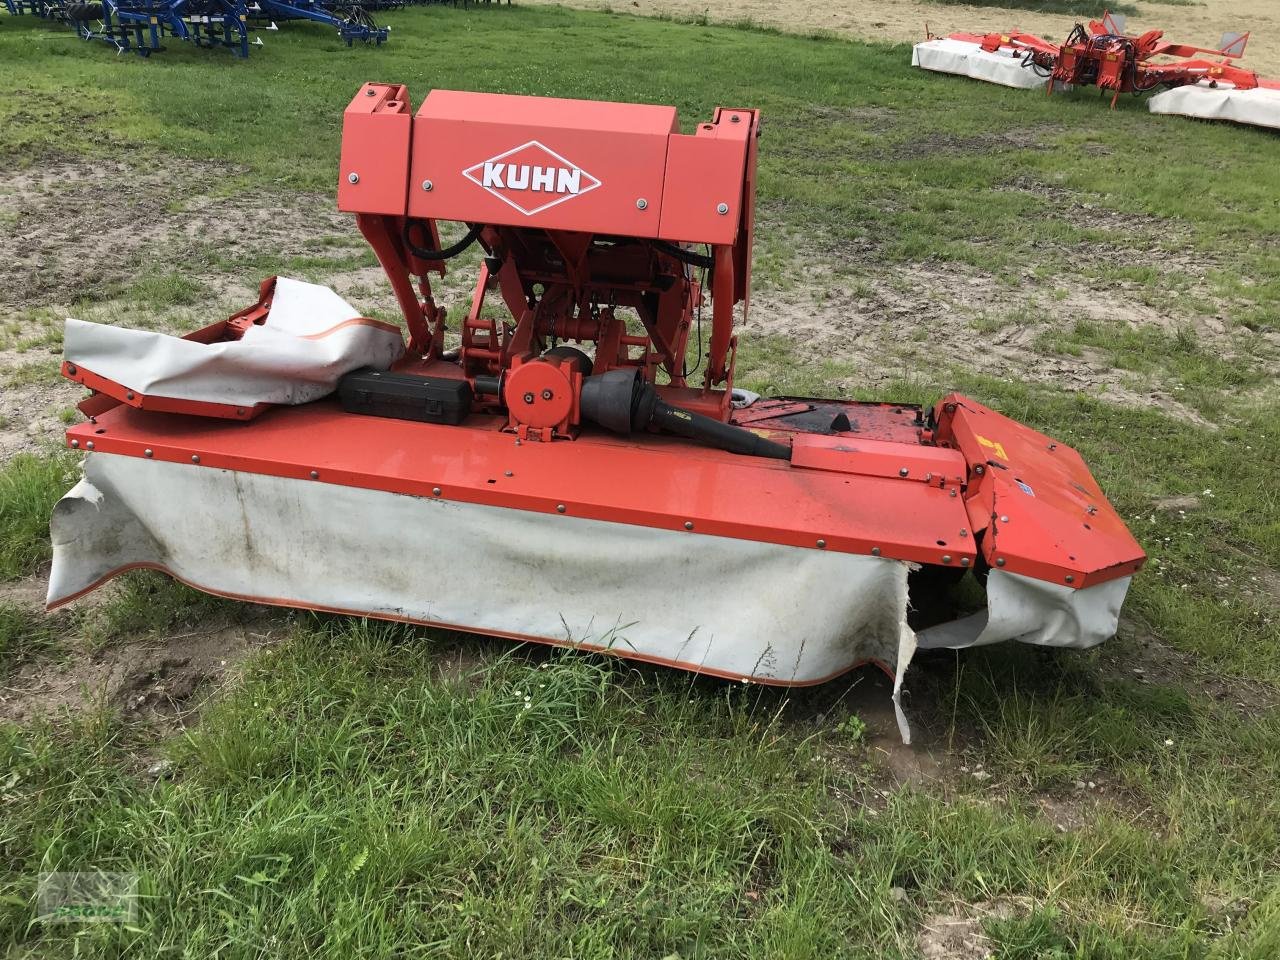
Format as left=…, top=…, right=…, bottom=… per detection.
left=914, top=11, right=1280, bottom=129
left=47, top=85, right=1145, bottom=736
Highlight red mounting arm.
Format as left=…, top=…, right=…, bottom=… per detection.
left=337, top=84, right=759, bottom=424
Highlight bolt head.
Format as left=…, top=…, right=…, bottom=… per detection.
left=974, top=464, right=985, bottom=475
left=942, top=554, right=952, bottom=564
left=126, top=391, right=135, bottom=400
left=730, top=114, right=741, bottom=123
left=365, top=88, right=376, bottom=96
left=347, top=172, right=359, bottom=184
left=871, top=547, right=881, bottom=557
left=523, top=392, right=535, bottom=404
left=191, top=455, right=200, bottom=464
left=960, top=557, right=970, bottom=567
left=996, top=557, right=1006, bottom=567
left=541, top=389, right=553, bottom=401
left=310, top=470, right=319, bottom=480
left=432, top=487, right=442, bottom=496
left=557, top=504, right=567, bottom=514
left=67, top=364, right=77, bottom=375
left=898, top=467, right=909, bottom=477
left=716, top=202, right=729, bottom=215
left=1065, top=575, right=1075, bottom=584
left=636, top=198, right=648, bottom=210
left=1000, top=515, right=1009, bottom=523
left=816, top=539, right=826, bottom=549
left=421, top=179, right=433, bottom=191
left=144, top=448, right=153, bottom=458
left=684, top=521, right=694, bottom=530
left=71, top=439, right=79, bottom=448
left=504, top=470, right=513, bottom=478
left=85, top=441, right=94, bottom=450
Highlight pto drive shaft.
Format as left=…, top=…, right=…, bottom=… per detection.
left=580, top=369, right=791, bottom=460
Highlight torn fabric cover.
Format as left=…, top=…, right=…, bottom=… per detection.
left=1147, top=83, right=1280, bottom=131
left=48, top=454, right=1131, bottom=743
left=62, top=277, right=404, bottom=409
left=912, top=38, right=1050, bottom=90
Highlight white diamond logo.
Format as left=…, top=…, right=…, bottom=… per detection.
left=462, top=141, right=602, bottom=217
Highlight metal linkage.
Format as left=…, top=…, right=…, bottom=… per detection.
left=15, top=0, right=72, bottom=19
left=40, top=0, right=251, bottom=56
left=253, top=0, right=387, bottom=45
left=183, top=0, right=253, bottom=57
left=66, top=0, right=178, bottom=56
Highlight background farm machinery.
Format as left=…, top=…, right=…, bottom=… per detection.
left=0, top=0, right=472, bottom=54
left=914, top=10, right=1280, bottom=130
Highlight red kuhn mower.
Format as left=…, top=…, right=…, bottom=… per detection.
left=914, top=11, right=1280, bottom=130
left=47, top=85, right=1144, bottom=737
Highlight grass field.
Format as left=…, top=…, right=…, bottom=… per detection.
left=1, top=5, right=1279, bottom=958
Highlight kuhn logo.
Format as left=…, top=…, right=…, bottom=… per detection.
left=462, top=141, right=601, bottom=216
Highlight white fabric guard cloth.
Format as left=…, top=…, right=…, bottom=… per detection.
left=912, top=38, right=1049, bottom=90
left=62, top=278, right=404, bottom=408
left=915, top=570, right=1131, bottom=651
left=1147, top=83, right=1280, bottom=131
left=47, top=454, right=1132, bottom=743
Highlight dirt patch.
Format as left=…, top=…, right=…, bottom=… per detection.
left=0, top=347, right=81, bottom=462
left=0, top=158, right=341, bottom=311
left=916, top=898, right=1017, bottom=960
left=0, top=620, right=279, bottom=729
left=745, top=262, right=1223, bottom=425
left=531, top=0, right=1280, bottom=77
left=874, top=126, right=1059, bottom=162
left=1102, top=616, right=1280, bottom=717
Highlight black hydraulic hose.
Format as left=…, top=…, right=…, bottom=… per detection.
left=402, top=221, right=483, bottom=261
left=653, top=238, right=715, bottom=270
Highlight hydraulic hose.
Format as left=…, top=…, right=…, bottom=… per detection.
left=403, top=221, right=484, bottom=261
left=653, top=239, right=716, bottom=270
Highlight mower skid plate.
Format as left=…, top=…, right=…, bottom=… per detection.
left=935, top=394, right=1145, bottom=588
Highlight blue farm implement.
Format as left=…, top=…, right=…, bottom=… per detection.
left=252, top=0, right=388, bottom=46
left=66, top=0, right=251, bottom=56
left=4, top=0, right=390, bottom=53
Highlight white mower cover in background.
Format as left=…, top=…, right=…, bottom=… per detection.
left=62, top=277, right=404, bottom=409
left=48, top=454, right=1132, bottom=743
left=912, top=37, right=1049, bottom=90
left=1148, top=82, right=1280, bottom=131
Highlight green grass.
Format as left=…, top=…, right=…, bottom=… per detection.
left=0, top=451, right=78, bottom=580
left=124, top=270, right=206, bottom=309
left=0, top=5, right=1278, bottom=957
left=82, top=571, right=247, bottom=650
left=0, top=602, right=63, bottom=671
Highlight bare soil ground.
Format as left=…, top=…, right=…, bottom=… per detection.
left=533, top=0, right=1280, bottom=77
